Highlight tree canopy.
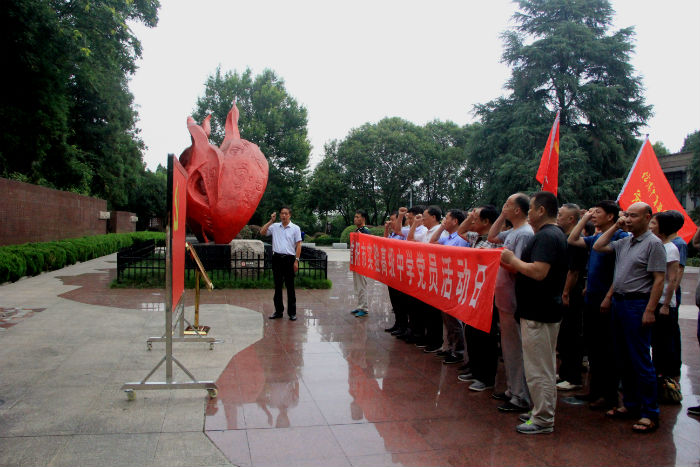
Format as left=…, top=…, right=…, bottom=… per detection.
left=308, top=119, right=478, bottom=225
left=1, top=0, right=162, bottom=225
left=471, top=0, right=652, bottom=207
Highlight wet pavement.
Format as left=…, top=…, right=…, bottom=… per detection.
left=0, top=251, right=699, bottom=466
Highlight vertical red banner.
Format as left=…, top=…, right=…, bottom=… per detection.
left=169, top=156, right=188, bottom=309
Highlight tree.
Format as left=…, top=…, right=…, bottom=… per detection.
left=1, top=0, right=160, bottom=213
left=417, top=120, right=481, bottom=210
left=471, top=0, right=651, bottom=207
left=192, top=68, right=311, bottom=225
left=308, top=118, right=425, bottom=225
left=681, top=130, right=700, bottom=221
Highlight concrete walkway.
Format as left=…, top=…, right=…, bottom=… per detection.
left=0, top=254, right=262, bottom=466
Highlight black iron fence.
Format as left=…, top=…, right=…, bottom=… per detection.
left=116, top=242, right=328, bottom=283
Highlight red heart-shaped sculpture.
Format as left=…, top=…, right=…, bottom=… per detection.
left=179, top=103, right=268, bottom=244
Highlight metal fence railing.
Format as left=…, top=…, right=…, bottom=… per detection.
left=116, top=242, right=328, bottom=283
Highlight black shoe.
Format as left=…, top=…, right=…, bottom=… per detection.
left=436, top=350, right=451, bottom=358
left=688, top=406, right=700, bottom=417
left=491, top=392, right=509, bottom=401
left=269, top=314, right=283, bottom=319
left=391, top=327, right=407, bottom=336
left=384, top=324, right=398, bottom=333
left=289, top=315, right=297, bottom=321
left=423, top=345, right=442, bottom=353
left=414, top=340, right=428, bottom=348
left=442, top=354, right=464, bottom=365
left=498, top=402, right=529, bottom=413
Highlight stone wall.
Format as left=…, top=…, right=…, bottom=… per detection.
left=0, top=177, right=135, bottom=245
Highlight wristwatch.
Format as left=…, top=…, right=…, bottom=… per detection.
left=295, top=257, right=299, bottom=261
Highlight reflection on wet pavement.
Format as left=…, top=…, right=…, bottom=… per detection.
left=202, top=263, right=700, bottom=467
left=50, top=260, right=700, bottom=465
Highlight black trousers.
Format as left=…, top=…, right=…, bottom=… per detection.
left=272, top=253, right=296, bottom=316
left=387, top=287, right=408, bottom=328
left=558, top=291, right=585, bottom=385
left=583, top=294, right=619, bottom=405
left=465, top=310, right=499, bottom=386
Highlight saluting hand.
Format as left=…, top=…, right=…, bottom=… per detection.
left=270, top=212, right=277, bottom=222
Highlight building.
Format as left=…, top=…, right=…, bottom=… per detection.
left=658, top=151, right=698, bottom=212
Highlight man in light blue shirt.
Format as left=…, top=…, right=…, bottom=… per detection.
left=261, top=207, right=302, bottom=321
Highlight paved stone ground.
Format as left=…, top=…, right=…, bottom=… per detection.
left=0, top=254, right=263, bottom=467
left=0, top=248, right=698, bottom=466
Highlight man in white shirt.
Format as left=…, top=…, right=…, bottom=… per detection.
left=260, top=207, right=302, bottom=321
left=407, top=206, right=446, bottom=352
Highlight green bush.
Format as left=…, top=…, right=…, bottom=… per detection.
left=0, top=250, right=27, bottom=283
left=340, top=225, right=385, bottom=243
left=0, top=232, right=167, bottom=284
left=313, top=235, right=340, bottom=245
left=687, top=256, right=700, bottom=267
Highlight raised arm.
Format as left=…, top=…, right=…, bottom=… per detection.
left=568, top=209, right=593, bottom=247
left=593, top=217, right=625, bottom=253
left=393, top=207, right=407, bottom=236
left=488, top=209, right=507, bottom=244
left=260, top=212, right=276, bottom=236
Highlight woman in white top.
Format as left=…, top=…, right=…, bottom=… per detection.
left=649, top=211, right=681, bottom=381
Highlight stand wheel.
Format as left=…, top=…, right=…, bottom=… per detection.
left=207, top=388, right=218, bottom=398
left=125, top=389, right=135, bottom=401
left=147, top=342, right=152, bottom=351
left=209, top=343, right=215, bottom=350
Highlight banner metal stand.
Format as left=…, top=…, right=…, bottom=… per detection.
left=121, top=155, right=217, bottom=400
left=146, top=243, right=216, bottom=350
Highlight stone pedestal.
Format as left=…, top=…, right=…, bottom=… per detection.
left=230, top=239, right=265, bottom=277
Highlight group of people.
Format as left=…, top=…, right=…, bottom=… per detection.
left=348, top=192, right=700, bottom=435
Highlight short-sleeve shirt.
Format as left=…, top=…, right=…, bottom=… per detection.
left=388, top=232, right=406, bottom=240
left=439, top=231, right=469, bottom=247
left=401, top=225, right=427, bottom=241
left=356, top=226, right=371, bottom=234
left=610, top=230, right=667, bottom=294
left=671, top=236, right=688, bottom=305
left=662, top=242, right=680, bottom=307
left=515, top=224, right=568, bottom=323
left=266, top=222, right=302, bottom=255
left=583, top=229, right=630, bottom=300
left=494, top=224, right=534, bottom=313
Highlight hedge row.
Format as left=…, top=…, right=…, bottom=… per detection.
left=0, top=232, right=165, bottom=284
left=339, top=225, right=385, bottom=243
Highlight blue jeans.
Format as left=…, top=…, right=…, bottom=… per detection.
left=612, top=298, right=659, bottom=421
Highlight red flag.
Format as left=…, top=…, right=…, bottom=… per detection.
left=617, top=138, right=697, bottom=242
left=536, top=111, right=560, bottom=196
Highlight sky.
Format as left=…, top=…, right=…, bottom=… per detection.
left=128, top=0, right=700, bottom=172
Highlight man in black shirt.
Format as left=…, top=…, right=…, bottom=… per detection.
left=501, top=191, right=568, bottom=434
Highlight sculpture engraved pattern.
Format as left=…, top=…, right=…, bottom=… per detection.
left=179, top=103, right=268, bottom=244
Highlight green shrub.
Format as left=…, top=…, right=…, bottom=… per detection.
left=0, top=250, right=27, bottom=283
left=687, top=256, right=700, bottom=267
left=0, top=232, right=167, bottom=283
left=340, top=225, right=385, bottom=243
left=313, top=235, right=340, bottom=245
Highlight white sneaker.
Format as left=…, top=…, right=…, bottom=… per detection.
left=556, top=381, right=582, bottom=391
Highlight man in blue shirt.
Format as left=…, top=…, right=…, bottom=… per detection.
left=261, top=207, right=303, bottom=321
left=567, top=200, right=629, bottom=409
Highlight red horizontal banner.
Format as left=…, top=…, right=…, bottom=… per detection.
left=349, top=233, right=502, bottom=333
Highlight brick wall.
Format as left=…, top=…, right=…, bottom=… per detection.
left=0, top=178, right=111, bottom=245
left=108, top=211, right=137, bottom=234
